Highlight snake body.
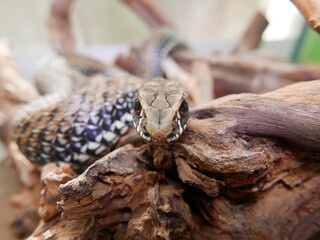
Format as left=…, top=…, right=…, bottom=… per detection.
left=13, top=29, right=189, bottom=166
left=14, top=76, right=189, bottom=165
left=14, top=76, right=143, bottom=165
left=133, top=28, right=187, bottom=78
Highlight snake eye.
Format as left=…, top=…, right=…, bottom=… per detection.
left=134, top=98, right=142, bottom=115
left=179, top=99, right=189, bottom=117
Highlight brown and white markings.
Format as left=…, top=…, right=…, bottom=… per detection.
left=13, top=76, right=142, bottom=165
left=133, top=28, right=188, bottom=79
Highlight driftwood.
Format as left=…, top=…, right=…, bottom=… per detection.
left=291, top=0, right=320, bottom=34
left=22, top=80, right=320, bottom=240
left=233, top=12, right=269, bottom=54
left=173, top=52, right=320, bottom=83
left=189, top=60, right=214, bottom=101
left=48, top=0, right=75, bottom=54
left=0, top=40, right=38, bottom=120
left=173, top=51, right=320, bottom=97
left=0, top=40, right=41, bottom=238
left=119, top=0, right=171, bottom=28
left=161, top=57, right=206, bottom=106
left=0, top=39, right=39, bottom=165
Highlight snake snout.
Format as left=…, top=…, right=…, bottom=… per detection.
left=144, top=121, right=180, bottom=144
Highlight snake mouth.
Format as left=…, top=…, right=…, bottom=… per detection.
left=134, top=115, right=187, bottom=144
left=132, top=101, right=188, bottom=145
left=166, top=132, right=180, bottom=144
left=138, top=121, right=182, bottom=144
left=142, top=132, right=180, bottom=144
left=139, top=130, right=152, bottom=142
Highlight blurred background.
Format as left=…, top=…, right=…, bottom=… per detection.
left=0, top=0, right=307, bottom=50
left=0, top=0, right=319, bottom=82
left=0, top=0, right=319, bottom=239
left=0, top=0, right=319, bottom=81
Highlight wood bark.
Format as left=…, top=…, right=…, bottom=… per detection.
left=119, top=0, right=171, bottom=28
left=0, top=40, right=41, bottom=238
left=172, top=51, right=320, bottom=97
left=48, top=0, right=75, bottom=54
left=0, top=39, right=39, bottom=120
left=173, top=51, right=320, bottom=83
left=291, top=0, right=320, bottom=34
left=161, top=57, right=205, bottom=106
left=233, top=12, right=269, bottom=53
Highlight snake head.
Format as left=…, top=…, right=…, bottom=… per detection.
left=132, top=78, right=189, bottom=144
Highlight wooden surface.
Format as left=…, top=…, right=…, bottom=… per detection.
left=291, top=0, right=320, bottom=33
left=0, top=40, right=41, bottom=239
left=0, top=162, right=20, bottom=240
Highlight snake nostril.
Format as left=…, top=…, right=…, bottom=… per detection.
left=167, top=133, right=175, bottom=139
left=144, top=131, right=150, bottom=137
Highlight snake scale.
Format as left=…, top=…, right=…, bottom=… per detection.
left=13, top=29, right=190, bottom=166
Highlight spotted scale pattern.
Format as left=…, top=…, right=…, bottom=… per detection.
left=133, top=28, right=188, bottom=79
left=14, top=76, right=143, bottom=165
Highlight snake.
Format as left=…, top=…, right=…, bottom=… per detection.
left=13, top=29, right=190, bottom=166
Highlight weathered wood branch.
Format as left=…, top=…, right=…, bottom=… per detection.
left=0, top=40, right=41, bottom=238
left=162, top=57, right=205, bottom=105
left=0, top=39, right=38, bottom=117
left=189, top=60, right=214, bottom=101
left=233, top=12, right=269, bottom=53
left=120, top=0, right=171, bottom=28
left=172, top=51, right=320, bottom=97
left=48, top=0, right=75, bottom=54
left=48, top=0, right=170, bottom=54
left=194, top=80, right=320, bottom=151
left=190, top=172, right=320, bottom=240
left=291, top=0, right=320, bottom=34
left=211, top=67, right=294, bottom=97
left=52, top=145, right=191, bottom=239
left=173, top=51, right=320, bottom=82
